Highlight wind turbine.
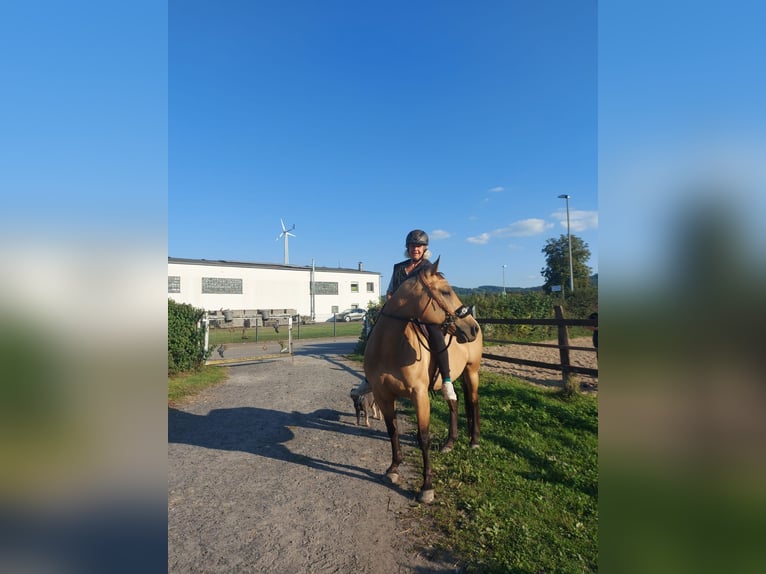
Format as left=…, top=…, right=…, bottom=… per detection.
left=276, top=218, right=296, bottom=264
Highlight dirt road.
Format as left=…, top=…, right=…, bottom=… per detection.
left=168, top=335, right=598, bottom=572
left=168, top=337, right=460, bottom=573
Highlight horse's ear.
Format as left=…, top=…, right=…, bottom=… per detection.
left=432, top=256, right=440, bottom=274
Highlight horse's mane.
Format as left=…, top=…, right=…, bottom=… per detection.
left=397, top=268, right=446, bottom=292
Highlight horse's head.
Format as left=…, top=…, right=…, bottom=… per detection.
left=409, top=257, right=480, bottom=344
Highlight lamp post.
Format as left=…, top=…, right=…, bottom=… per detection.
left=557, top=194, right=574, bottom=294
left=502, top=264, right=507, bottom=295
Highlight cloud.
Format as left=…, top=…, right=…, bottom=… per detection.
left=497, top=218, right=554, bottom=237
left=466, top=233, right=491, bottom=245
left=466, top=219, right=554, bottom=245
left=552, top=209, right=599, bottom=232
left=430, top=229, right=451, bottom=240
left=488, top=186, right=504, bottom=193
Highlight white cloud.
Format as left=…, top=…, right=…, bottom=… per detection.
left=430, top=229, right=451, bottom=240
left=497, top=218, right=554, bottom=237
left=466, top=218, right=554, bottom=245
left=552, top=209, right=599, bottom=232
left=488, top=186, right=504, bottom=193
left=466, top=233, right=491, bottom=245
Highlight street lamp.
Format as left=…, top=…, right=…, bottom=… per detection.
left=557, top=194, right=574, bottom=293
left=502, top=264, right=507, bottom=295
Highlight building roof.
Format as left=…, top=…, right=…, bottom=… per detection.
left=168, top=257, right=380, bottom=275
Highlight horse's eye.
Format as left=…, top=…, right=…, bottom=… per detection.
left=455, top=305, right=470, bottom=318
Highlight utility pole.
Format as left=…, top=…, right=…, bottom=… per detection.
left=558, top=194, right=574, bottom=293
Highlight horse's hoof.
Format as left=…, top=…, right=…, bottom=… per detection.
left=470, top=443, right=480, bottom=450
left=418, top=489, right=435, bottom=504
left=440, top=444, right=454, bottom=453
left=385, top=472, right=400, bottom=484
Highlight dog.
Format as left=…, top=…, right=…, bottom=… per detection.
left=350, top=378, right=381, bottom=427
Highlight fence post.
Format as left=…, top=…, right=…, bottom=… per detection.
left=554, top=305, right=571, bottom=384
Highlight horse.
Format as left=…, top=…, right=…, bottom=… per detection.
left=363, top=258, right=482, bottom=503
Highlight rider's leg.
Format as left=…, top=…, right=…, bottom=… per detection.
left=426, top=324, right=456, bottom=400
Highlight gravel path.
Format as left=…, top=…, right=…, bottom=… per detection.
left=168, top=335, right=598, bottom=573
left=168, top=337, right=460, bottom=573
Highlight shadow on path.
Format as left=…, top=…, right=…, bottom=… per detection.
left=293, top=339, right=367, bottom=381
left=168, top=406, right=416, bottom=496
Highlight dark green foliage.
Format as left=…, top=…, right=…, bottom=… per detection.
left=461, top=290, right=598, bottom=341
left=541, top=234, right=593, bottom=295
left=453, top=285, right=543, bottom=297
left=168, top=299, right=211, bottom=375
left=353, top=289, right=597, bottom=351
left=353, top=302, right=383, bottom=355
left=453, top=275, right=597, bottom=298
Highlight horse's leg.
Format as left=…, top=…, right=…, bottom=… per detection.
left=440, top=398, right=459, bottom=453
left=381, top=401, right=403, bottom=483
left=412, top=390, right=435, bottom=503
left=462, top=369, right=481, bottom=448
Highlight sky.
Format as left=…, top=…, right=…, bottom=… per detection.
left=2, top=2, right=766, bottom=572
left=168, top=0, right=599, bottom=289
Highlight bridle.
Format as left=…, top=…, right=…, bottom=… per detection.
left=415, top=272, right=472, bottom=331
left=380, top=272, right=472, bottom=335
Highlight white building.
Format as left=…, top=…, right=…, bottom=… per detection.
left=168, top=257, right=381, bottom=322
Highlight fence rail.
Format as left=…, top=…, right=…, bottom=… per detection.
left=476, top=305, right=598, bottom=380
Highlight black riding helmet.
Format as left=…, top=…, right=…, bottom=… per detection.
left=405, top=229, right=429, bottom=246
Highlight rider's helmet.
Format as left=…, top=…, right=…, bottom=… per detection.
left=405, top=229, right=429, bottom=247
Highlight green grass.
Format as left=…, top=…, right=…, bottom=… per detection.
left=168, top=365, right=229, bottom=403
left=207, top=321, right=365, bottom=345
left=402, top=372, right=598, bottom=573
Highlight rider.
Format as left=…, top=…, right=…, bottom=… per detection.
left=385, top=229, right=457, bottom=402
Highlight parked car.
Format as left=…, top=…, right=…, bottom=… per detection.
left=335, top=308, right=367, bottom=322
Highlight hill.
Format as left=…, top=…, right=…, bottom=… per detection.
left=453, top=273, right=597, bottom=296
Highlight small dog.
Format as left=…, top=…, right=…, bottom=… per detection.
left=350, top=379, right=381, bottom=427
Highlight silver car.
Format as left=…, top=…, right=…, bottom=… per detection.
left=336, top=308, right=367, bottom=322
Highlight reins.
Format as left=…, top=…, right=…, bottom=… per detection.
left=378, top=272, right=471, bottom=353
left=377, top=310, right=454, bottom=354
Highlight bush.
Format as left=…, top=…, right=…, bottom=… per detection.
left=353, top=289, right=598, bottom=353
left=168, top=299, right=211, bottom=375
left=353, top=303, right=382, bottom=356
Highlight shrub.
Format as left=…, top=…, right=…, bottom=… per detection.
left=168, top=299, right=211, bottom=375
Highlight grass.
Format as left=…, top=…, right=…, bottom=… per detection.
left=168, top=365, right=229, bottom=404
left=207, top=321, right=365, bottom=346
left=171, top=341, right=598, bottom=572
left=401, top=371, right=598, bottom=574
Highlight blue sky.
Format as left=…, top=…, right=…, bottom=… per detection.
left=169, top=1, right=598, bottom=289
left=2, top=3, right=765, bottom=571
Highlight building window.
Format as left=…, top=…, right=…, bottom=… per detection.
left=366, top=282, right=374, bottom=293
left=351, top=282, right=359, bottom=293
left=168, top=276, right=181, bottom=293
left=201, top=277, right=243, bottom=294
left=314, top=281, right=338, bottom=295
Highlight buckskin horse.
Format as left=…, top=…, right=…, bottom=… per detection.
left=363, top=258, right=482, bottom=503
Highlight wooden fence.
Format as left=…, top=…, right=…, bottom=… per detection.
left=477, top=305, right=598, bottom=380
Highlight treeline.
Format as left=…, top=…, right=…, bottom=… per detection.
left=357, top=287, right=597, bottom=353
left=460, top=287, right=597, bottom=341
left=452, top=273, right=598, bottom=297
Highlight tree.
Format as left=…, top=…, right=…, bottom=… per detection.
left=540, top=234, right=592, bottom=295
